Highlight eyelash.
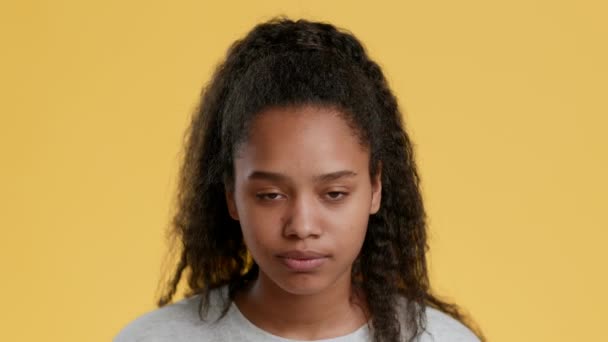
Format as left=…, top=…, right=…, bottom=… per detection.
left=255, top=192, right=349, bottom=202
left=326, top=191, right=348, bottom=201
left=256, top=193, right=285, bottom=201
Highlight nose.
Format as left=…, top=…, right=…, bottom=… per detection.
left=283, top=194, right=321, bottom=239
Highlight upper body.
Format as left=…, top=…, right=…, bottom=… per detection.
left=114, top=287, right=480, bottom=342
left=131, top=17, right=485, bottom=342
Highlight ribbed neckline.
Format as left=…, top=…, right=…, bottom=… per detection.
left=228, top=301, right=371, bottom=342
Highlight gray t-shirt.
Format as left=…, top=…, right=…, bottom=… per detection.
left=114, top=287, right=480, bottom=342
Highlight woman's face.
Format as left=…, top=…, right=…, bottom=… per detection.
left=226, top=105, right=382, bottom=296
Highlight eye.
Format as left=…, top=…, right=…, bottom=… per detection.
left=256, top=192, right=286, bottom=201
left=325, top=191, right=348, bottom=201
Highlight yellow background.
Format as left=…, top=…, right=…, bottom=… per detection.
left=1, top=1, right=606, bottom=341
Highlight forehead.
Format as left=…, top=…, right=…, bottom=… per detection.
left=233, top=105, right=370, bottom=180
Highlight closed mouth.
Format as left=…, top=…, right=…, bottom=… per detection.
left=276, top=250, right=329, bottom=272
left=276, top=250, right=329, bottom=259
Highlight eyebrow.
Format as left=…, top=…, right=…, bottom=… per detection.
left=247, top=170, right=358, bottom=183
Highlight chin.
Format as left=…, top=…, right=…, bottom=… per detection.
left=277, top=280, right=327, bottom=296
left=271, top=272, right=339, bottom=296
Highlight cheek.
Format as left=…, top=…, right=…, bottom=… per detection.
left=335, top=215, right=369, bottom=251
left=234, top=195, right=281, bottom=250
left=326, top=200, right=371, bottom=251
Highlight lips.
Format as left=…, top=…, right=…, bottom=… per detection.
left=276, top=250, right=329, bottom=272
left=277, top=250, right=327, bottom=259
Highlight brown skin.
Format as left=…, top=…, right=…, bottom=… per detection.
left=226, top=106, right=382, bottom=340
left=225, top=105, right=382, bottom=340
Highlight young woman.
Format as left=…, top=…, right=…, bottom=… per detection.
left=115, top=17, right=485, bottom=342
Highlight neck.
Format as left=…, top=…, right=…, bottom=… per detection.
left=234, top=269, right=369, bottom=340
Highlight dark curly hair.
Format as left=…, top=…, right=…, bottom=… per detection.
left=156, top=17, right=485, bottom=342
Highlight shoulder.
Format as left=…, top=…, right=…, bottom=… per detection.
left=395, top=297, right=481, bottom=342
left=419, top=306, right=481, bottom=342
left=113, top=288, right=229, bottom=342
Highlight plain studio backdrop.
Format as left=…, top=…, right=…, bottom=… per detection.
left=1, top=1, right=606, bottom=341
